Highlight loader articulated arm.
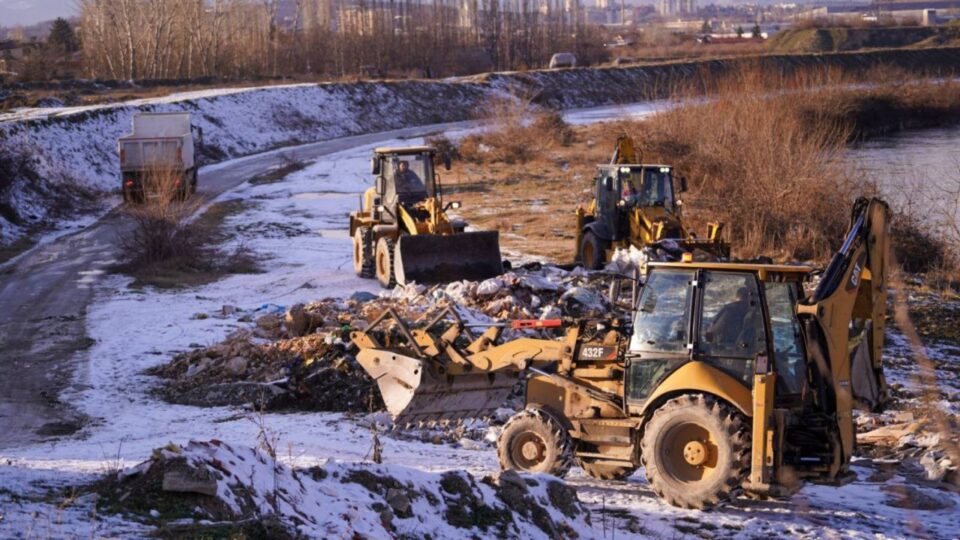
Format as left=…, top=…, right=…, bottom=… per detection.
left=349, top=307, right=585, bottom=422
left=797, top=197, right=891, bottom=466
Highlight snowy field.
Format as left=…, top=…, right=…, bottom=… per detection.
left=2, top=124, right=959, bottom=538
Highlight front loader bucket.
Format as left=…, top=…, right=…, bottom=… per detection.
left=395, top=231, right=503, bottom=285
left=356, top=349, right=518, bottom=424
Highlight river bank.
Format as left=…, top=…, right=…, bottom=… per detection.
left=444, top=76, right=960, bottom=273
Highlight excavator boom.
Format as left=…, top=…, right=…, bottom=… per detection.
left=797, top=197, right=891, bottom=462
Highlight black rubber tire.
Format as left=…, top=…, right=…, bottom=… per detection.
left=579, top=230, right=608, bottom=270
left=375, top=237, right=396, bottom=288
left=353, top=227, right=374, bottom=278
left=577, top=460, right=638, bottom=481
left=497, top=408, right=573, bottom=478
left=640, top=394, right=750, bottom=509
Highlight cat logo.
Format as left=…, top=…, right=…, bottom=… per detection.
left=846, top=253, right=867, bottom=291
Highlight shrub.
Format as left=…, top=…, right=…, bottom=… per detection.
left=119, top=167, right=205, bottom=269
left=634, top=72, right=857, bottom=260
left=458, top=98, right=575, bottom=164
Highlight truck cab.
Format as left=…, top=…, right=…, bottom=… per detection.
left=590, top=164, right=682, bottom=242
left=365, top=146, right=441, bottom=214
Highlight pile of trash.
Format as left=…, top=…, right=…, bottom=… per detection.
left=856, top=409, right=959, bottom=493
left=92, top=440, right=592, bottom=539
left=389, top=263, right=616, bottom=322
left=151, top=265, right=622, bottom=410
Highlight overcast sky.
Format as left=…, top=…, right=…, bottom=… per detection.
left=0, top=0, right=76, bottom=27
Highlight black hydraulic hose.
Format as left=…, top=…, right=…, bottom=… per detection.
left=811, top=197, right=869, bottom=303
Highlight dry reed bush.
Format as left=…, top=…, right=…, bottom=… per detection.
left=119, top=171, right=258, bottom=288
left=635, top=68, right=860, bottom=261
left=631, top=65, right=959, bottom=263
left=458, top=98, right=573, bottom=164
left=119, top=167, right=206, bottom=270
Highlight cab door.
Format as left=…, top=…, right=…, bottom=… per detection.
left=594, top=168, right=621, bottom=241
left=694, top=271, right=770, bottom=387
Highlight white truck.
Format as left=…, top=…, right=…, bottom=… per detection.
left=118, top=112, right=201, bottom=202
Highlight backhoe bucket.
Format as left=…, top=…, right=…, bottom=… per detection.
left=356, top=349, right=517, bottom=424
left=395, top=231, right=502, bottom=285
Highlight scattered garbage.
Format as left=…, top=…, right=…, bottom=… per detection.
left=151, top=265, right=622, bottom=411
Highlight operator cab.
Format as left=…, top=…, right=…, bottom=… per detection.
left=625, top=262, right=812, bottom=410
left=373, top=146, right=437, bottom=207
left=594, top=165, right=681, bottom=240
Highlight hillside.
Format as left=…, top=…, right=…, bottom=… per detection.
left=769, top=25, right=960, bottom=53
left=4, top=46, right=960, bottom=255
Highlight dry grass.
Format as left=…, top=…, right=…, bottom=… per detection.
left=120, top=168, right=204, bottom=267
left=621, top=66, right=960, bottom=265
left=458, top=98, right=574, bottom=165
left=633, top=68, right=861, bottom=261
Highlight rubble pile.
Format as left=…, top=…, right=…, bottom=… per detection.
left=856, top=410, right=960, bottom=492
left=151, top=265, right=620, bottom=410
left=92, top=440, right=592, bottom=539
left=149, top=326, right=383, bottom=411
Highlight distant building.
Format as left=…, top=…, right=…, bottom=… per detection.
left=795, top=0, right=960, bottom=24
left=301, top=0, right=336, bottom=31
left=657, top=0, right=697, bottom=17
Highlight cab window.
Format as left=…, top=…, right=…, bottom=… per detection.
left=697, top=271, right=766, bottom=385
left=620, top=168, right=675, bottom=210
left=630, top=269, right=694, bottom=353
left=388, top=155, right=429, bottom=194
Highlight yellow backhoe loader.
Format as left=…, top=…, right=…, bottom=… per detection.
left=352, top=197, right=890, bottom=508
left=575, top=136, right=730, bottom=269
left=350, top=146, right=502, bottom=288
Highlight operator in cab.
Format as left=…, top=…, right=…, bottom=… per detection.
left=704, top=287, right=760, bottom=349
left=396, top=160, right=424, bottom=192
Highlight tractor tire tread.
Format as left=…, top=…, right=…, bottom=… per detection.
left=375, top=237, right=396, bottom=288
left=354, top=227, right=375, bottom=278
left=497, top=407, right=573, bottom=478
left=640, top=394, right=750, bottom=509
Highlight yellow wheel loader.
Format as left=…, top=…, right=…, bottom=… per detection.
left=352, top=197, right=891, bottom=508
left=575, top=136, right=730, bottom=269
left=349, top=146, right=503, bottom=288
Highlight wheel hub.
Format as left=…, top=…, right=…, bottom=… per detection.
left=521, top=440, right=543, bottom=461
left=683, top=440, right=708, bottom=466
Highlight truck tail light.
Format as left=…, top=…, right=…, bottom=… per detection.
left=124, top=179, right=134, bottom=187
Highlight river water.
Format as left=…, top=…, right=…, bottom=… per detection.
left=846, top=126, right=960, bottom=227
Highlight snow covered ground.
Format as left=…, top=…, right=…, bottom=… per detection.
left=2, top=125, right=959, bottom=538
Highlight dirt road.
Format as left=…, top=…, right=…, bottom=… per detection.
left=0, top=121, right=477, bottom=449
left=0, top=100, right=654, bottom=450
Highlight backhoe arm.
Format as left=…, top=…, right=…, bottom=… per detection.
left=797, top=197, right=890, bottom=466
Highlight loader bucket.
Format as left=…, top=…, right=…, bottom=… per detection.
left=356, top=349, right=518, bottom=424
left=394, top=231, right=503, bottom=285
